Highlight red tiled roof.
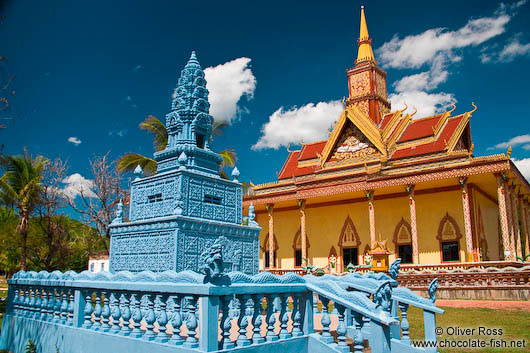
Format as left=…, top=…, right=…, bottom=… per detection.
left=391, top=115, right=464, bottom=159
left=397, top=114, right=443, bottom=143
left=298, top=141, right=327, bottom=161
left=379, top=112, right=395, bottom=130
left=278, top=151, right=301, bottom=179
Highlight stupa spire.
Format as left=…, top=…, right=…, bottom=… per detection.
left=356, top=6, right=376, bottom=64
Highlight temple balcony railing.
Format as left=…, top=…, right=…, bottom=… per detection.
left=1, top=262, right=443, bottom=353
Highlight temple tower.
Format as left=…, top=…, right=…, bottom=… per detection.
left=346, top=6, right=390, bottom=125
left=109, top=52, right=260, bottom=274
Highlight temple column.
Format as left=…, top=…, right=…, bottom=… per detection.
left=298, top=200, right=307, bottom=267
left=406, top=185, right=419, bottom=264
left=266, top=204, right=274, bottom=268
left=459, top=178, right=474, bottom=262
left=513, top=192, right=523, bottom=259
left=519, top=197, right=529, bottom=257
left=496, top=175, right=513, bottom=261
left=507, top=184, right=518, bottom=259
left=525, top=199, right=530, bottom=257
left=365, top=190, right=376, bottom=248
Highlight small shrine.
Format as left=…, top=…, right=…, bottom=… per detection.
left=368, top=234, right=392, bottom=272
left=108, top=52, right=261, bottom=275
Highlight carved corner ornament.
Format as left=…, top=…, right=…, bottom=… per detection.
left=389, top=258, right=401, bottom=280
left=374, top=280, right=393, bottom=312
left=428, top=278, right=438, bottom=303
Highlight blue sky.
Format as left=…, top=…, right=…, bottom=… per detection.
left=1, top=0, right=530, bottom=194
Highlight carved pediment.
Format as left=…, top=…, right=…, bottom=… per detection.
left=330, top=120, right=378, bottom=161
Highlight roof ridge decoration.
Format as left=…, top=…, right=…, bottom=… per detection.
left=356, top=6, right=376, bottom=65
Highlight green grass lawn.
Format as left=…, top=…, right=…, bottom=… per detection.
left=407, top=305, right=530, bottom=353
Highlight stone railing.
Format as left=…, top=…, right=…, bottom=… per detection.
left=397, top=265, right=530, bottom=290
left=400, top=261, right=525, bottom=272
left=1, top=261, right=443, bottom=353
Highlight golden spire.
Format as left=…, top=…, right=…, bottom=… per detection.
left=356, top=6, right=376, bottom=64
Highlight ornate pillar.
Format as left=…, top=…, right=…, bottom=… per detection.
left=298, top=200, right=307, bottom=267
left=496, top=174, right=513, bottom=261
left=405, top=185, right=419, bottom=264
left=513, top=191, right=523, bottom=259
left=525, top=199, right=530, bottom=257
left=365, top=190, right=376, bottom=248
left=266, top=204, right=274, bottom=268
left=519, top=195, right=530, bottom=255
left=459, top=178, right=474, bottom=262
left=507, top=184, right=518, bottom=259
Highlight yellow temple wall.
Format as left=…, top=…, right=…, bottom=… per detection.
left=414, top=190, right=466, bottom=264
left=256, top=187, right=475, bottom=270
left=472, top=189, right=501, bottom=261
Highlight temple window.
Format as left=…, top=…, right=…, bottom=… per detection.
left=393, top=218, right=413, bottom=264
left=90, top=263, right=94, bottom=272
left=292, top=228, right=308, bottom=268
left=196, top=133, right=205, bottom=148
left=342, top=247, right=358, bottom=267
left=437, top=213, right=463, bottom=262
left=295, top=250, right=302, bottom=267
left=148, top=193, right=163, bottom=203
left=204, top=194, right=222, bottom=205
left=262, top=233, right=279, bottom=269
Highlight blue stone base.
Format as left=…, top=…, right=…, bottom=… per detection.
left=109, top=215, right=260, bottom=275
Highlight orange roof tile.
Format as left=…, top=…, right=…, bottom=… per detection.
left=391, top=115, right=464, bottom=159
left=298, top=141, right=327, bottom=161
left=379, top=112, right=395, bottom=130
left=397, top=114, right=443, bottom=143
left=278, top=151, right=301, bottom=179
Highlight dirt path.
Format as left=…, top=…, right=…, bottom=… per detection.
left=437, top=299, right=530, bottom=311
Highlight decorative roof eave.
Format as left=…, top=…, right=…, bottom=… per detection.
left=382, top=110, right=404, bottom=140
left=243, top=157, right=511, bottom=206
left=386, top=113, right=412, bottom=153
left=508, top=159, right=530, bottom=194
left=320, top=110, right=347, bottom=165
left=446, top=112, right=471, bottom=153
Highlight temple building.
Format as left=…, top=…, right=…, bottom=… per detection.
left=243, top=7, right=530, bottom=272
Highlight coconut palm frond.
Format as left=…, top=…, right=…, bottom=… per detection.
left=219, top=149, right=237, bottom=169
left=139, top=115, right=168, bottom=152
left=211, top=120, right=229, bottom=139
left=117, top=153, right=157, bottom=176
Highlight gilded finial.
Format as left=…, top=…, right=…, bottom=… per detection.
left=470, top=102, right=477, bottom=114
left=286, top=143, right=292, bottom=153
left=356, top=6, right=376, bottom=64
left=507, top=146, right=512, bottom=158
left=342, top=96, right=348, bottom=108
left=447, top=103, right=456, bottom=115
left=399, top=103, right=408, bottom=113
left=410, top=106, right=418, bottom=117
left=299, top=139, right=306, bottom=146
left=469, top=143, right=474, bottom=156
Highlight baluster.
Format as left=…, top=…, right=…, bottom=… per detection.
left=109, top=292, right=121, bottom=334
left=119, top=293, right=131, bottom=336
left=67, top=291, right=75, bottom=326
left=313, top=292, right=319, bottom=313
left=220, top=295, right=234, bottom=350
left=45, top=288, right=54, bottom=321
left=168, top=295, right=184, bottom=345
left=53, top=289, right=62, bottom=323
left=278, top=293, right=291, bottom=339
left=154, top=294, right=169, bottom=343
left=141, top=294, right=156, bottom=341
left=14, top=287, right=22, bottom=316
left=265, top=294, right=279, bottom=342
left=28, top=287, right=37, bottom=318
left=82, top=291, right=93, bottom=329
left=251, top=294, right=265, bottom=344
left=39, top=288, right=48, bottom=320
left=335, top=304, right=349, bottom=353
left=353, top=312, right=365, bottom=353
left=236, top=294, right=251, bottom=347
left=11, top=287, right=19, bottom=316
left=130, top=293, right=143, bottom=338
left=100, top=291, right=111, bottom=331
left=291, top=292, right=303, bottom=337
left=183, top=295, right=198, bottom=348
left=399, top=302, right=410, bottom=345
left=319, top=297, right=333, bottom=343
left=92, top=291, right=102, bottom=330
left=59, top=290, right=69, bottom=324
left=24, top=288, right=32, bottom=318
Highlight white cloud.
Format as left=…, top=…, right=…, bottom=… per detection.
left=388, top=91, right=456, bottom=118
left=376, top=3, right=523, bottom=118
left=67, top=137, right=81, bottom=145
left=513, top=158, right=530, bottom=181
left=523, top=144, right=530, bottom=150
left=204, top=57, right=256, bottom=123
left=376, top=13, right=510, bottom=69
left=489, top=134, right=530, bottom=150
left=61, top=173, right=96, bottom=199
left=499, top=37, right=530, bottom=61
left=252, top=101, right=343, bottom=150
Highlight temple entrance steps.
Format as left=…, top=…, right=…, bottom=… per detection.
left=1, top=261, right=444, bottom=353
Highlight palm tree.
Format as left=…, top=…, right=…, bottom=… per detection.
left=117, top=115, right=237, bottom=177
left=0, top=149, right=48, bottom=270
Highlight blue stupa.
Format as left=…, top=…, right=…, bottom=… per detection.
left=109, top=52, right=260, bottom=274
